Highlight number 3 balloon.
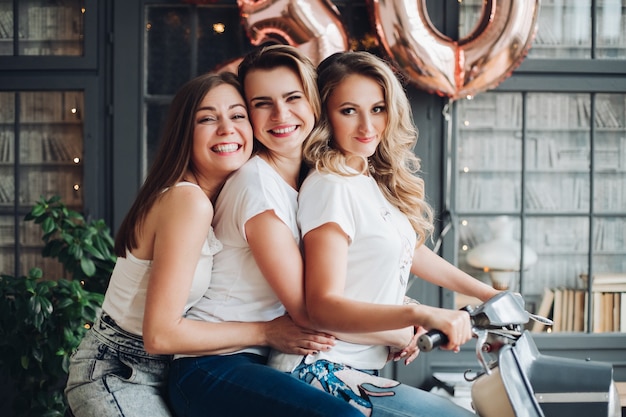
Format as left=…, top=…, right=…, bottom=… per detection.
left=369, top=0, right=540, bottom=100
left=237, top=0, right=349, bottom=64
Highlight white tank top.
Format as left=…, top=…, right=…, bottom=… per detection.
left=101, top=182, right=222, bottom=335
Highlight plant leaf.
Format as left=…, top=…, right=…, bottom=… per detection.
left=80, top=258, right=96, bottom=277
left=42, top=217, right=56, bottom=234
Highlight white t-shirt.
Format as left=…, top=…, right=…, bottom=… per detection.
left=279, top=169, right=416, bottom=371
left=102, top=182, right=222, bottom=336
left=184, top=156, right=299, bottom=357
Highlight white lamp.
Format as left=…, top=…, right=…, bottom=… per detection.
left=466, top=216, right=537, bottom=290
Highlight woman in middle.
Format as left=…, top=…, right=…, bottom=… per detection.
left=168, top=45, right=415, bottom=417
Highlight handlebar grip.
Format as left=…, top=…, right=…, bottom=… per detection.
left=417, top=330, right=449, bottom=352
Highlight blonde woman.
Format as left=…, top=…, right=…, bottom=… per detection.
left=280, top=51, right=500, bottom=417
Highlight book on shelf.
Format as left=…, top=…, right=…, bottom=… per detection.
left=581, top=273, right=626, bottom=332
left=613, top=293, right=621, bottom=333
left=564, top=288, right=574, bottom=332
left=553, top=288, right=588, bottom=333
left=593, top=291, right=604, bottom=333
left=591, top=291, right=624, bottom=333
left=0, top=174, right=15, bottom=204
left=531, top=285, right=625, bottom=333
left=0, top=131, right=14, bottom=162
left=621, top=293, right=626, bottom=333
left=573, top=289, right=586, bottom=332
left=580, top=273, right=626, bottom=292
left=552, top=288, right=563, bottom=332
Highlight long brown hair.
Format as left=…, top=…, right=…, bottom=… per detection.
left=114, top=71, right=243, bottom=256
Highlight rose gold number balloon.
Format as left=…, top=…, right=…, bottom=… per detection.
left=370, top=0, right=540, bottom=99
left=237, top=0, right=349, bottom=64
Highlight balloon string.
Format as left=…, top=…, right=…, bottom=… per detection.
left=433, top=99, right=454, bottom=256
left=443, top=100, right=452, bottom=212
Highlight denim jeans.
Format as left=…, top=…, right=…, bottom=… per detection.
left=168, top=353, right=366, bottom=417
left=65, top=313, right=174, bottom=417
left=292, top=360, right=476, bottom=417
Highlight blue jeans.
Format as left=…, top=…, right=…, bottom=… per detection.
left=292, top=360, right=476, bottom=417
left=168, top=353, right=366, bottom=417
left=65, top=313, right=173, bottom=417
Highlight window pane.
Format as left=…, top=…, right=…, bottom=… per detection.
left=145, top=6, right=192, bottom=96
left=18, top=91, right=84, bottom=208
left=0, top=92, right=15, bottom=276
left=17, top=0, right=84, bottom=56
left=197, top=6, right=253, bottom=74
left=0, top=90, right=83, bottom=277
left=594, top=94, right=626, bottom=213
left=455, top=93, right=523, bottom=213
left=525, top=93, right=591, bottom=213
left=528, top=0, right=592, bottom=59
left=595, top=0, right=626, bottom=59
left=524, top=216, right=589, bottom=294
left=0, top=0, right=13, bottom=56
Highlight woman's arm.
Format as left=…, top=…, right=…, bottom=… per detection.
left=246, top=210, right=414, bottom=350
left=246, top=210, right=311, bottom=326
left=303, top=222, right=473, bottom=351
left=410, top=245, right=500, bottom=302
left=141, top=187, right=331, bottom=356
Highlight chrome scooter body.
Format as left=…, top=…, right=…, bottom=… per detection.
left=418, top=291, right=621, bottom=417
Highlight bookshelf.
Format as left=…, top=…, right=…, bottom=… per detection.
left=0, top=0, right=99, bottom=280
left=528, top=0, right=625, bottom=59
left=0, top=0, right=84, bottom=57
left=0, top=90, right=85, bottom=278
left=451, top=1, right=626, bottom=335
left=454, top=91, right=626, bottom=333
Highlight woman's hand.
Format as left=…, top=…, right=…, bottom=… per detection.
left=387, top=325, right=426, bottom=365
left=264, top=315, right=336, bottom=355
left=423, top=308, right=472, bottom=352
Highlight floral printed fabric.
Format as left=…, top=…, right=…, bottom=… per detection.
left=295, top=360, right=400, bottom=416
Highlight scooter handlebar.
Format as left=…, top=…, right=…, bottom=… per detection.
left=417, top=330, right=449, bottom=352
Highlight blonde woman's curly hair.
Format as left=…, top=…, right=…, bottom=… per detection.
left=303, top=51, right=434, bottom=246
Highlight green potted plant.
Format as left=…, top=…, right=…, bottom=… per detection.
left=0, top=196, right=116, bottom=417
left=27, top=195, right=116, bottom=295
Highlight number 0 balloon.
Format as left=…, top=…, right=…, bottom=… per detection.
left=369, top=0, right=540, bottom=100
